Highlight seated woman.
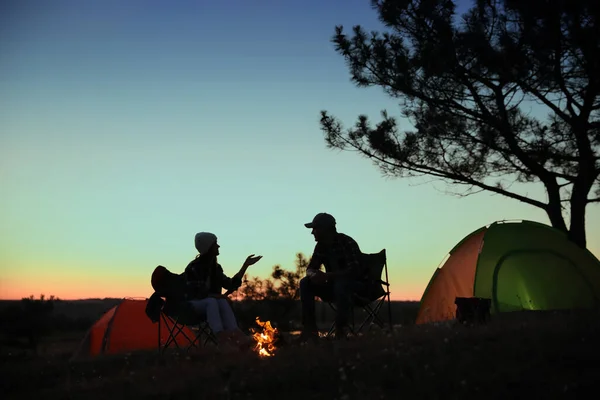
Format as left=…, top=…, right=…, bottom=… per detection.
left=184, top=231, right=262, bottom=350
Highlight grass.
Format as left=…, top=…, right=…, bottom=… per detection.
left=2, top=309, right=599, bottom=399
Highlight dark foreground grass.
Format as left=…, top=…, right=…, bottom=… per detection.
left=2, top=310, right=599, bottom=400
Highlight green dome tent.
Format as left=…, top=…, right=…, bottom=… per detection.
left=416, top=220, right=600, bottom=324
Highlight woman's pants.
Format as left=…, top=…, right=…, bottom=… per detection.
left=188, top=297, right=238, bottom=334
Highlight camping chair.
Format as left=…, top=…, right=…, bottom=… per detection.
left=145, top=265, right=217, bottom=354
left=325, top=249, right=392, bottom=337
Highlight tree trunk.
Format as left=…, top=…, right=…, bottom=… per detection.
left=545, top=197, right=568, bottom=237
left=568, top=184, right=589, bottom=249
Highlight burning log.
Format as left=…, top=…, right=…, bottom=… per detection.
left=250, top=317, right=284, bottom=357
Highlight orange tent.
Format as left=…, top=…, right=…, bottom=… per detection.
left=74, top=297, right=196, bottom=357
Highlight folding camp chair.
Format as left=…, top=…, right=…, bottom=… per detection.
left=146, top=265, right=218, bottom=355
left=325, top=249, right=393, bottom=337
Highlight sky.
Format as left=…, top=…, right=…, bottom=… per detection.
left=1, top=0, right=599, bottom=301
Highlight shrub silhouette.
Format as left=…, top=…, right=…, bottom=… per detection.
left=0, top=295, right=58, bottom=353
left=235, top=253, right=308, bottom=331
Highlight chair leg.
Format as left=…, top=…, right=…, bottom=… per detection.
left=357, top=303, right=380, bottom=332
left=197, top=323, right=218, bottom=347
left=371, top=302, right=387, bottom=328
left=161, top=314, right=200, bottom=353
left=163, top=316, right=185, bottom=350
left=158, top=313, right=163, bottom=355
left=386, top=290, right=393, bottom=331
left=186, top=328, right=202, bottom=352
left=326, top=302, right=358, bottom=338
left=383, top=260, right=393, bottom=332
left=326, top=302, right=337, bottom=338
left=158, top=312, right=219, bottom=354
left=357, top=305, right=374, bottom=332
left=355, top=297, right=391, bottom=333
left=161, top=314, right=179, bottom=350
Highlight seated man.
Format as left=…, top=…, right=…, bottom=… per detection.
left=298, top=212, right=366, bottom=341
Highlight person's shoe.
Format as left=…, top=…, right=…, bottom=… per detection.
left=236, top=335, right=256, bottom=352
left=220, top=330, right=252, bottom=352
left=218, top=342, right=239, bottom=354
left=215, top=331, right=240, bottom=354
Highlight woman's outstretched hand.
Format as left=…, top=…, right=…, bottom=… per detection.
left=235, top=254, right=263, bottom=280
left=243, top=254, right=263, bottom=267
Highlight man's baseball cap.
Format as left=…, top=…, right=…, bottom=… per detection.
left=304, top=213, right=336, bottom=229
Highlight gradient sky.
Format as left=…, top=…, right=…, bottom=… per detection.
left=1, top=0, right=599, bottom=301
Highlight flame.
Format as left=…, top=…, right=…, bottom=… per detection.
left=250, top=317, right=278, bottom=357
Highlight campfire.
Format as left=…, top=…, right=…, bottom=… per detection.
left=250, top=317, right=279, bottom=357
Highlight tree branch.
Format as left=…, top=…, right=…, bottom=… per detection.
left=334, top=124, right=548, bottom=209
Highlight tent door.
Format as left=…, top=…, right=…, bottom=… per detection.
left=492, top=250, right=596, bottom=313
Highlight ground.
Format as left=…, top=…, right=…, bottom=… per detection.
left=2, top=309, right=598, bottom=399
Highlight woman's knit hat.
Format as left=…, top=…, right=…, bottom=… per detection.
left=194, top=232, right=217, bottom=255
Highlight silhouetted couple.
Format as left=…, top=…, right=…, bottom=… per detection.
left=184, top=212, right=366, bottom=348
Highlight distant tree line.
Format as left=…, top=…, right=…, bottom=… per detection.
left=0, top=294, right=94, bottom=353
